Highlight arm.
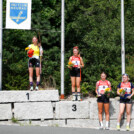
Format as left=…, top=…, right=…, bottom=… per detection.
left=68, top=57, right=72, bottom=69
left=108, top=81, right=112, bottom=90
left=127, top=83, right=134, bottom=99
left=117, top=88, right=120, bottom=96
left=80, top=57, right=84, bottom=68
left=38, top=43, right=43, bottom=56
left=96, top=81, right=101, bottom=97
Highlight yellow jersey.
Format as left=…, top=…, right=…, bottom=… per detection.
left=29, top=44, right=40, bottom=57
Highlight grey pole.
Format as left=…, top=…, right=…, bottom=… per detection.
left=0, top=0, right=3, bottom=91
left=60, top=0, right=65, bottom=99
left=121, top=0, right=125, bottom=75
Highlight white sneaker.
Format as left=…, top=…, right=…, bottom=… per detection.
left=105, top=126, right=109, bottom=130
left=72, top=95, right=76, bottom=101
left=77, top=94, right=81, bottom=101
left=35, top=86, right=39, bottom=91
left=99, top=126, right=103, bottom=130
left=30, top=86, right=33, bottom=91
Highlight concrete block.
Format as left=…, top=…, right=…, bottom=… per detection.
left=0, top=104, right=12, bottom=120
left=55, top=101, right=90, bottom=119
left=14, top=102, right=53, bottom=120
left=0, top=90, right=59, bottom=103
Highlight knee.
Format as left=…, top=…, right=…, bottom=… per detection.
left=98, top=110, right=103, bottom=115
left=76, top=83, right=80, bottom=88
left=72, top=83, right=75, bottom=87
left=126, top=111, right=131, bottom=116
left=105, top=111, right=109, bottom=115
left=36, top=73, right=40, bottom=77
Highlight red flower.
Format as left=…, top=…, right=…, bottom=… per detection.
left=28, top=49, right=34, bottom=57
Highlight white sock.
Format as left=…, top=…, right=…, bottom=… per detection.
left=106, top=121, right=109, bottom=127
left=127, top=122, right=130, bottom=126
left=117, top=122, right=120, bottom=126
left=100, top=121, right=103, bottom=127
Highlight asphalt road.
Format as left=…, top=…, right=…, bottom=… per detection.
left=0, top=126, right=133, bottom=134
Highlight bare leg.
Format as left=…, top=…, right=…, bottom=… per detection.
left=117, top=103, right=125, bottom=123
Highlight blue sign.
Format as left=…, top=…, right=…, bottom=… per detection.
left=10, top=3, right=28, bottom=24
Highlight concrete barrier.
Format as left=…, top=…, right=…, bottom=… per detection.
left=0, top=104, right=12, bottom=120
left=55, top=101, right=90, bottom=119
left=90, top=98, right=120, bottom=119
left=0, top=90, right=134, bottom=131
left=0, top=90, right=59, bottom=103
left=14, top=102, right=53, bottom=120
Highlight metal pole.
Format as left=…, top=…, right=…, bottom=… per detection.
left=0, top=0, right=3, bottom=91
left=121, top=0, right=125, bottom=75
left=60, top=0, right=65, bottom=99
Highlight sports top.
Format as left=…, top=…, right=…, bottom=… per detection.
left=96, top=80, right=111, bottom=94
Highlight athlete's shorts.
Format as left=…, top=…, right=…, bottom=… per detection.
left=120, top=99, right=132, bottom=104
left=97, top=95, right=109, bottom=103
left=28, top=58, right=40, bottom=68
left=70, top=68, right=80, bottom=77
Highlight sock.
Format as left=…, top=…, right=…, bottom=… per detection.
left=117, top=122, right=120, bottom=126
left=72, top=92, right=75, bottom=96
left=77, top=92, right=81, bottom=96
left=36, top=81, right=40, bottom=86
left=127, top=122, right=130, bottom=126
left=30, top=82, right=33, bottom=87
left=100, top=121, right=103, bottom=127
left=106, top=121, right=109, bottom=127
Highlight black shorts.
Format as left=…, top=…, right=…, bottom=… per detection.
left=28, top=58, right=40, bottom=68
left=70, top=68, right=80, bottom=77
left=120, top=99, right=132, bottom=104
left=97, top=95, right=109, bottom=103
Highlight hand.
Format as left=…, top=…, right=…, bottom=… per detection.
left=120, top=94, right=124, bottom=97
left=38, top=43, right=41, bottom=47
left=127, top=96, right=131, bottom=99
left=97, top=94, right=101, bottom=97
left=68, top=66, right=72, bottom=69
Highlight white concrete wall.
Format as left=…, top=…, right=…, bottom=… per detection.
left=0, top=90, right=59, bottom=103
left=0, top=91, right=134, bottom=130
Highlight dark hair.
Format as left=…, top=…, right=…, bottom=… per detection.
left=101, top=72, right=107, bottom=76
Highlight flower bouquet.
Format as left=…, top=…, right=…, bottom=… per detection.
left=119, top=88, right=126, bottom=97
left=25, top=47, right=34, bottom=58
left=104, top=88, right=112, bottom=98
left=67, top=61, right=74, bottom=68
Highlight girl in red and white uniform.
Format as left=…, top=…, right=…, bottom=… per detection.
left=117, top=74, right=134, bottom=131
left=96, top=72, right=111, bottom=130
left=68, top=46, right=84, bottom=101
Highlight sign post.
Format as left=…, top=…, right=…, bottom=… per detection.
left=0, top=0, right=3, bottom=91
left=121, top=0, right=125, bottom=75
left=60, top=0, right=65, bottom=99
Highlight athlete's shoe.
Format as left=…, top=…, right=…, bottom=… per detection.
left=116, top=125, right=120, bottom=131
left=35, top=86, right=39, bottom=91
left=72, top=95, right=76, bottom=101
left=105, top=126, right=109, bottom=130
left=126, top=125, right=130, bottom=131
left=77, top=94, right=81, bottom=101
left=99, top=126, right=103, bottom=130
left=30, top=86, right=33, bottom=91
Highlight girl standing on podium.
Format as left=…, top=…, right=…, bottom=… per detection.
left=116, top=74, right=134, bottom=131
left=26, top=36, right=43, bottom=91
left=68, top=46, right=84, bottom=101
left=96, top=72, right=111, bottom=130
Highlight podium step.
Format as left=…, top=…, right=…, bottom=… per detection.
left=0, top=90, right=59, bottom=103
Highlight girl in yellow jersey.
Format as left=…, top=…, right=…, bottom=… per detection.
left=27, top=36, right=43, bottom=91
